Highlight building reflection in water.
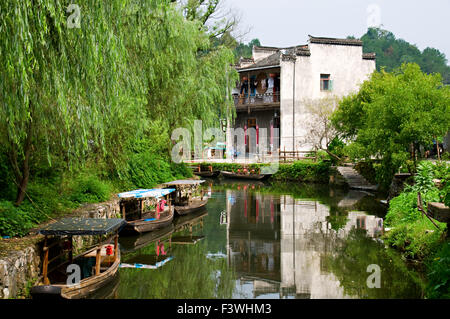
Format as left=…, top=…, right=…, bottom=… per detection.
left=224, top=187, right=383, bottom=299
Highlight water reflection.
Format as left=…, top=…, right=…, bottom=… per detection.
left=223, top=182, right=423, bottom=299
left=95, top=181, right=425, bottom=299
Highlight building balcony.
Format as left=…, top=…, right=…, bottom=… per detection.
left=233, top=92, right=280, bottom=112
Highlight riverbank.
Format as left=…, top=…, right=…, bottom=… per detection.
left=197, top=159, right=332, bottom=183
left=381, top=161, right=450, bottom=298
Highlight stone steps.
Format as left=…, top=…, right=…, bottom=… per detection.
left=337, top=166, right=378, bottom=191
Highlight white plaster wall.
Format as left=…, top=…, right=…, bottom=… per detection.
left=280, top=43, right=376, bottom=152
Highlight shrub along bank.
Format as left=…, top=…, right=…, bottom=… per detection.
left=383, top=161, right=450, bottom=298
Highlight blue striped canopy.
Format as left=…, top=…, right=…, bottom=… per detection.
left=118, top=188, right=176, bottom=199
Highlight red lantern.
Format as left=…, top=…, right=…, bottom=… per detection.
left=106, top=245, right=113, bottom=256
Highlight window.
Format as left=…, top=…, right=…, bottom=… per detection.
left=320, top=74, right=332, bottom=91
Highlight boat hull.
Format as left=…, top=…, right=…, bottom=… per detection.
left=122, top=208, right=174, bottom=234
left=193, top=171, right=220, bottom=178
left=220, top=171, right=271, bottom=181
left=31, top=250, right=121, bottom=300
left=174, top=199, right=208, bottom=216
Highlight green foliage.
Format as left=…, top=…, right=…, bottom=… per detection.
left=441, top=152, right=450, bottom=161
left=0, top=201, right=34, bottom=237
left=127, top=152, right=175, bottom=189
left=272, top=160, right=331, bottom=183
left=327, top=137, right=345, bottom=163
left=69, top=176, right=112, bottom=204
left=383, top=161, right=447, bottom=259
left=354, top=161, right=378, bottom=185
left=332, top=63, right=450, bottom=189
left=0, top=1, right=236, bottom=235
left=412, top=161, right=436, bottom=194
left=362, top=27, right=450, bottom=84
left=204, top=160, right=331, bottom=183
left=426, top=241, right=450, bottom=298
left=234, top=39, right=261, bottom=61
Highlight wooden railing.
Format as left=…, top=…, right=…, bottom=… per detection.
left=278, top=148, right=317, bottom=163
left=234, top=92, right=280, bottom=106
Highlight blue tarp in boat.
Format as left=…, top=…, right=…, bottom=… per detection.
left=117, top=188, right=176, bottom=199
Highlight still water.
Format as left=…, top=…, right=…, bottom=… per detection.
left=92, top=180, right=426, bottom=299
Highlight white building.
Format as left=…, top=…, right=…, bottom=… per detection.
left=230, top=35, right=376, bottom=154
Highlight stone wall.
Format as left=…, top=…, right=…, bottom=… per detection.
left=0, top=245, right=40, bottom=299
left=0, top=199, right=120, bottom=299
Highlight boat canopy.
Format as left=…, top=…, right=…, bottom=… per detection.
left=163, top=180, right=205, bottom=186
left=117, top=188, right=176, bottom=199
left=38, top=218, right=126, bottom=236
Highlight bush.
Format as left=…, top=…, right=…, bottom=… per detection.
left=69, top=175, right=112, bottom=204
left=127, top=151, right=180, bottom=188
left=327, top=137, right=345, bottom=164
left=383, top=161, right=447, bottom=259
left=272, top=160, right=331, bottom=183
left=0, top=201, right=34, bottom=237
left=426, top=241, right=450, bottom=299
left=354, top=161, right=377, bottom=185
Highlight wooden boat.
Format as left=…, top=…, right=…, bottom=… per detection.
left=118, top=188, right=176, bottom=235
left=87, top=272, right=120, bottom=299
left=174, top=198, right=208, bottom=215
left=191, top=164, right=220, bottom=178
left=31, top=218, right=125, bottom=299
left=220, top=170, right=272, bottom=181
left=194, top=170, right=220, bottom=178
left=163, top=180, right=208, bottom=216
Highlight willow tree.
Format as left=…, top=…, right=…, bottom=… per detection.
left=122, top=0, right=237, bottom=144
left=0, top=1, right=133, bottom=205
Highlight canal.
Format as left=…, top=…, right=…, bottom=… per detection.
left=91, top=180, right=426, bottom=299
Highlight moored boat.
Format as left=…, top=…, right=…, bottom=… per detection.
left=191, top=165, right=220, bottom=178
left=118, top=188, right=176, bottom=235
left=162, top=180, right=208, bottom=216
left=220, top=170, right=272, bottom=181
left=31, top=218, right=125, bottom=299
left=194, top=170, right=220, bottom=178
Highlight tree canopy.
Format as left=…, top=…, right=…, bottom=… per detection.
left=360, top=28, right=450, bottom=84
left=331, top=63, right=450, bottom=188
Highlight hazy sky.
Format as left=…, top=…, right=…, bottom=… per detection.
left=225, top=0, right=450, bottom=62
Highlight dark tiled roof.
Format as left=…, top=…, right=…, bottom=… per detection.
left=239, top=57, right=254, bottom=63
left=237, top=51, right=281, bottom=72
left=362, top=52, right=376, bottom=60
left=253, top=46, right=280, bottom=52
left=296, top=47, right=311, bottom=56
left=309, top=35, right=363, bottom=46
